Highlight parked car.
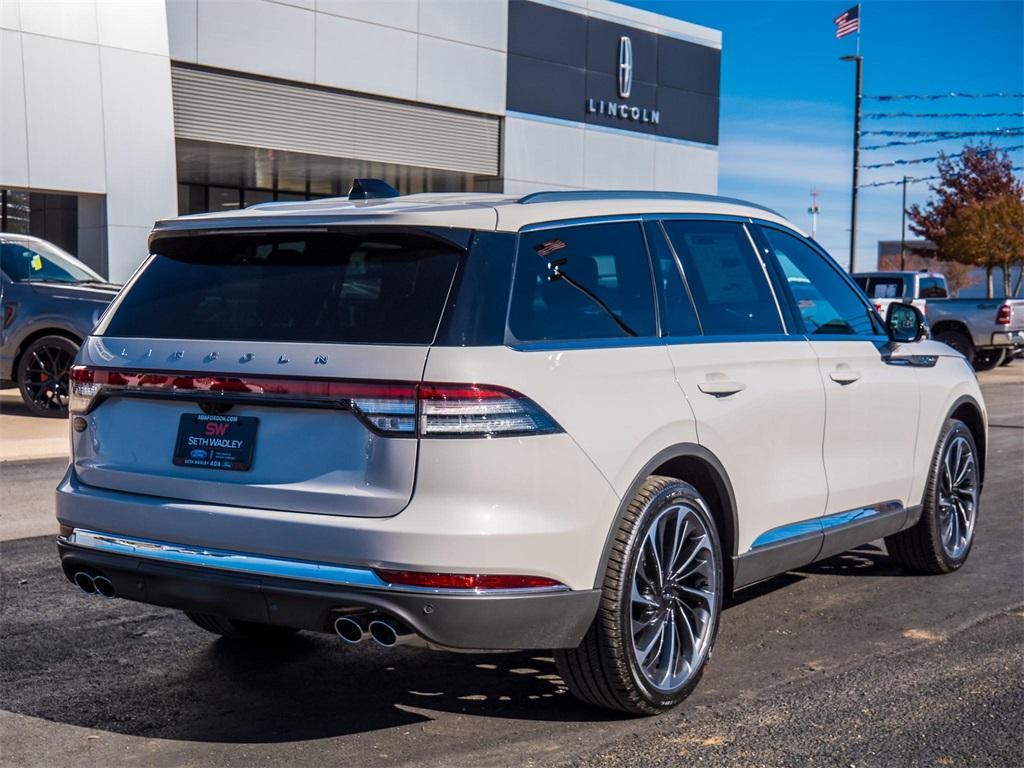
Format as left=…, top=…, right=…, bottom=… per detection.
left=57, top=186, right=986, bottom=715
left=1, top=234, right=119, bottom=416
left=852, top=270, right=1024, bottom=370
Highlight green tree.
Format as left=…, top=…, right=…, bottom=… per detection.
left=908, top=145, right=1024, bottom=297
left=942, top=196, right=1024, bottom=297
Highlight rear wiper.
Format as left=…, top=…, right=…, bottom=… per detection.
left=547, top=258, right=637, bottom=337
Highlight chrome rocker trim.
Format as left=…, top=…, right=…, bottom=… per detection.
left=61, top=529, right=568, bottom=596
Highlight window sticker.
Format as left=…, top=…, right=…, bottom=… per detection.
left=533, top=239, right=567, bottom=258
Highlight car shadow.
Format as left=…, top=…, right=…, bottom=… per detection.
left=1, top=537, right=623, bottom=744
left=796, top=543, right=908, bottom=579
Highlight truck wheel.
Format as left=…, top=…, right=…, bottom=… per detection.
left=555, top=476, right=723, bottom=715
left=934, top=329, right=972, bottom=360
left=16, top=335, right=78, bottom=418
left=972, top=348, right=1006, bottom=372
left=885, top=419, right=978, bottom=574
left=185, top=611, right=300, bottom=643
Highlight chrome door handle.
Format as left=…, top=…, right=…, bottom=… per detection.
left=829, top=365, right=862, bottom=385
left=698, top=375, right=746, bottom=397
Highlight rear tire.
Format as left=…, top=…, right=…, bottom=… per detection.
left=885, top=419, right=979, bottom=574
left=16, top=335, right=78, bottom=418
left=185, top=611, right=300, bottom=642
left=555, top=476, right=723, bottom=715
left=934, top=329, right=973, bottom=362
left=972, top=348, right=1006, bottom=371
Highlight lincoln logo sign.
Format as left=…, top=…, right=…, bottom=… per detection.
left=618, top=36, right=633, bottom=98
left=585, top=35, right=660, bottom=125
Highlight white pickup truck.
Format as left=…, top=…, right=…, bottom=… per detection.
left=853, top=270, right=1024, bottom=370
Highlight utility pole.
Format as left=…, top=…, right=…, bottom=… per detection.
left=899, top=175, right=909, bottom=270
left=808, top=190, right=820, bottom=240
left=841, top=54, right=863, bottom=273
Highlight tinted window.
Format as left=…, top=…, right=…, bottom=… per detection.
left=919, top=277, right=948, bottom=298
left=763, top=228, right=879, bottom=337
left=662, top=220, right=783, bottom=336
left=99, top=232, right=461, bottom=344
left=643, top=221, right=700, bottom=337
left=1, top=240, right=102, bottom=284
left=863, top=276, right=904, bottom=299
left=509, top=222, right=656, bottom=341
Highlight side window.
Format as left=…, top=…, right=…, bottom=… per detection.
left=509, top=222, right=656, bottom=341
left=643, top=221, right=700, bottom=337
left=662, top=220, right=784, bottom=336
left=864, top=276, right=904, bottom=299
left=919, top=277, right=948, bottom=298
left=762, top=228, right=879, bottom=337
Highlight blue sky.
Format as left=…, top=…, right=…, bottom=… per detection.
left=621, top=0, right=1024, bottom=269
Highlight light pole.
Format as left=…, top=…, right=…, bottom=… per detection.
left=808, top=190, right=820, bottom=240
left=841, top=54, right=862, bottom=273
left=900, top=175, right=909, bottom=270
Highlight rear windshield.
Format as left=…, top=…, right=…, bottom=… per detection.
left=98, top=232, right=462, bottom=344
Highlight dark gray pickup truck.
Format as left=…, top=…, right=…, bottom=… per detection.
left=1, top=234, right=119, bottom=417
left=854, top=270, right=1024, bottom=370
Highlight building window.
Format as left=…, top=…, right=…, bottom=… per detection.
left=1, top=189, right=79, bottom=255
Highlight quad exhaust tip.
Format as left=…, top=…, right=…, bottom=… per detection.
left=72, top=571, right=116, bottom=598
left=333, top=615, right=367, bottom=645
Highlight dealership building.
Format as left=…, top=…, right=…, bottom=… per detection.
left=1, top=0, right=721, bottom=281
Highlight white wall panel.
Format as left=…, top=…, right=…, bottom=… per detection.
left=105, top=225, right=153, bottom=283
left=18, top=0, right=97, bottom=44
left=165, top=0, right=197, bottom=62
left=654, top=140, right=718, bottom=194
left=197, top=0, right=314, bottom=82
left=99, top=48, right=177, bottom=230
left=315, top=0, right=418, bottom=32
left=416, top=36, right=505, bottom=114
left=504, top=116, right=584, bottom=188
left=0, top=29, right=28, bottom=187
left=0, top=0, right=21, bottom=31
left=419, top=0, right=507, bottom=51
left=582, top=128, right=655, bottom=189
left=315, top=13, right=417, bottom=99
left=97, top=0, right=169, bottom=55
left=21, top=34, right=105, bottom=193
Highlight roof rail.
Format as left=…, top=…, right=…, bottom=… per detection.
left=516, top=189, right=783, bottom=217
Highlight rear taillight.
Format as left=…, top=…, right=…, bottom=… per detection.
left=2, top=302, right=15, bottom=329
left=996, top=304, right=1013, bottom=325
left=375, top=569, right=564, bottom=591
left=69, top=367, right=560, bottom=438
left=419, top=384, right=559, bottom=438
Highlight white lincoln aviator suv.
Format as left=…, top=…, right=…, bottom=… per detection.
left=57, top=184, right=986, bottom=714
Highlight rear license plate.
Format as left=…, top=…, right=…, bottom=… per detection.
left=173, top=414, right=259, bottom=471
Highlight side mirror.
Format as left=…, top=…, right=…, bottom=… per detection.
left=886, top=302, right=927, bottom=343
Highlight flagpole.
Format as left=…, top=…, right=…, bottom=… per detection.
left=841, top=3, right=863, bottom=273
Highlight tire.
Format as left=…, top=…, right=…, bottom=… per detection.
left=972, top=348, right=1006, bottom=372
left=16, top=335, right=79, bottom=418
left=555, top=476, right=723, bottom=715
left=185, top=611, right=301, bottom=642
left=885, top=419, right=979, bottom=574
left=934, top=329, right=973, bottom=362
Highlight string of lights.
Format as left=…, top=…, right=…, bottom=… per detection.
left=859, top=166, right=1024, bottom=188
left=861, top=128, right=1023, bottom=137
left=863, top=130, right=1024, bottom=150
left=863, top=111, right=1024, bottom=120
left=860, top=145, right=1024, bottom=169
left=865, top=93, right=1024, bottom=101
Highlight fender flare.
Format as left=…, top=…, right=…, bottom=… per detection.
left=591, top=443, right=738, bottom=589
left=942, top=393, right=987, bottom=484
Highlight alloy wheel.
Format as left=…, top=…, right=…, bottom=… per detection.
left=937, top=434, right=977, bottom=560
left=23, top=344, right=73, bottom=414
left=629, top=503, right=718, bottom=693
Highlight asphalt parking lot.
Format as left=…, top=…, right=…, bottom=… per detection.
left=1, top=365, right=1021, bottom=768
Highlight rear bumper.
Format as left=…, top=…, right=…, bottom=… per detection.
left=990, top=330, right=1024, bottom=347
left=57, top=531, right=600, bottom=650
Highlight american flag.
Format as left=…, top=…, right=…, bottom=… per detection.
left=834, top=4, right=860, bottom=39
